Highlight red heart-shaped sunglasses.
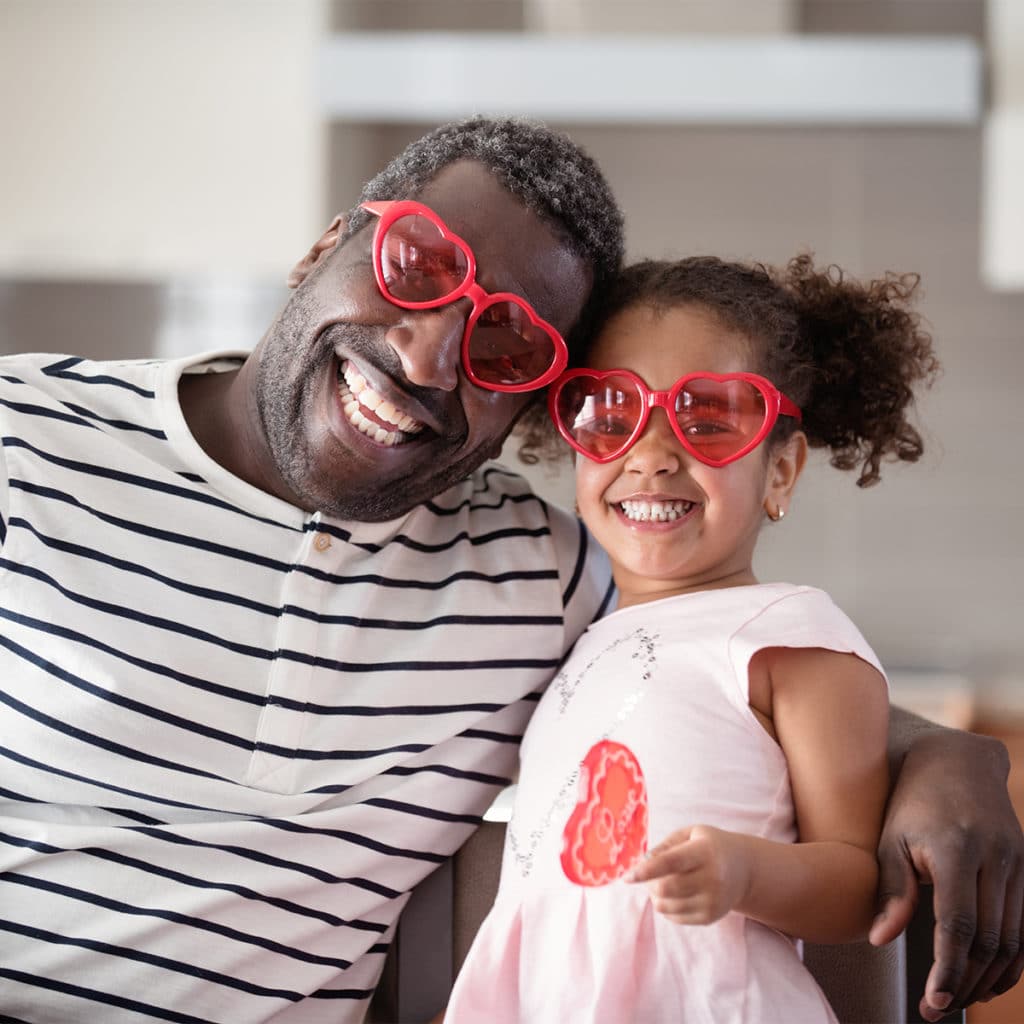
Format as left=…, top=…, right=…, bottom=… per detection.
left=361, top=200, right=569, bottom=393
left=549, top=368, right=802, bottom=466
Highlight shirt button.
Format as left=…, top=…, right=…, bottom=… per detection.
left=314, top=534, right=331, bottom=552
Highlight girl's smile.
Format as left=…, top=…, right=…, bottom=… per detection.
left=614, top=496, right=698, bottom=526
left=575, top=302, right=805, bottom=609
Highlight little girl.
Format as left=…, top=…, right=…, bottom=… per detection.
left=443, top=254, right=939, bottom=1023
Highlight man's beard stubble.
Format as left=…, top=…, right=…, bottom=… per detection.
left=252, top=317, right=484, bottom=522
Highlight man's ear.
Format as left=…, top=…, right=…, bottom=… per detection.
left=286, top=214, right=347, bottom=289
left=763, top=430, right=808, bottom=519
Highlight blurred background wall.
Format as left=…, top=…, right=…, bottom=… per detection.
left=0, top=0, right=324, bottom=354
left=1, top=1, right=1022, bottom=725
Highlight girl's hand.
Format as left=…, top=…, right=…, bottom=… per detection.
left=627, top=825, right=752, bottom=925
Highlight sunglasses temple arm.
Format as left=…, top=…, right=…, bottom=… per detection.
left=778, top=394, right=802, bottom=422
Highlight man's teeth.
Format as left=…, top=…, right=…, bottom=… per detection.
left=619, top=499, right=694, bottom=522
left=339, top=360, right=424, bottom=446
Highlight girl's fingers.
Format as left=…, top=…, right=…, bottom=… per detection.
left=650, top=890, right=725, bottom=926
left=627, top=834, right=701, bottom=884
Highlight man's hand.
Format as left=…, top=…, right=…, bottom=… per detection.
left=869, top=723, right=1024, bottom=1021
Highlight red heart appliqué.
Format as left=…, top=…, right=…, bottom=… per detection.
left=561, top=739, right=649, bottom=887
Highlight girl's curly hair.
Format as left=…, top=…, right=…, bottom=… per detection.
left=517, top=254, right=940, bottom=487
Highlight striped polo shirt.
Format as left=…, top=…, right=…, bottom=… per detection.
left=0, top=351, right=613, bottom=1023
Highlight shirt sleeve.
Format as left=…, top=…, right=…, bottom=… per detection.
left=0, top=441, right=7, bottom=550
left=545, top=501, right=615, bottom=651
left=727, top=587, right=888, bottom=704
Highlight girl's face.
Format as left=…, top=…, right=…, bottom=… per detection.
left=575, top=302, right=805, bottom=609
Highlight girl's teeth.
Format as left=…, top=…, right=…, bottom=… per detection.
left=338, top=359, right=424, bottom=444
left=619, top=499, right=693, bottom=522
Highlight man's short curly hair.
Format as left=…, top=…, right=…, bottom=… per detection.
left=342, top=116, right=625, bottom=361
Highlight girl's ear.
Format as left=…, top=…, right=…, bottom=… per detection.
left=763, top=430, right=808, bottom=520
left=286, top=214, right=347, bottom=289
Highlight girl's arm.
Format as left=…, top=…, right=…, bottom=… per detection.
left=629, top=645, right=888, bottom=944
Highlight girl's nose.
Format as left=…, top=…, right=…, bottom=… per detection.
left=385, top=301, right=468, bottom=392
left=623, top=409, right=682, bottom=476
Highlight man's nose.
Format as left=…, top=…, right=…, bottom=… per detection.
left=385, top=301, right=467, bottom=392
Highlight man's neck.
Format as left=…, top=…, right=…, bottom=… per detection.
left=178, top=356, right=307, bottom=510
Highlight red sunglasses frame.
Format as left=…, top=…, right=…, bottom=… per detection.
left=548, top=367, right=803, bottom=467
left=361, top=200, right=569, bottom=393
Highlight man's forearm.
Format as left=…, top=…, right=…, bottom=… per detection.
left=887, top=704, right=946, bottom=775
left=888, top=704, right=1010, bottom=782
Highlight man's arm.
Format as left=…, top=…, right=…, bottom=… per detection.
left=870, top=705, right=1024, bottom=1022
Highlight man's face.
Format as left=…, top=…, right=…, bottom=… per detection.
left=253, top=160, right=591, bottom=521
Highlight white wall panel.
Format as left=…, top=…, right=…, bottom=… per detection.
left=0, top=0, right=327, bottom=279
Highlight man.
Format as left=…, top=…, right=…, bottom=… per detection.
left=0, top=117, right=1018, bottom=1022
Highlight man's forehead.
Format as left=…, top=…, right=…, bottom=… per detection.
left=415, top=161, right=536, bottom=235
left=412, top=161, right=587, bottom=324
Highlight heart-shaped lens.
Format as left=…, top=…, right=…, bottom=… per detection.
left=555, top=373, right=643, bottom=459
left=675, top=377, right=768, bottom=462
left=466, top=299, right=558, bottom=387
left=380, top=213, right=470, bottom=304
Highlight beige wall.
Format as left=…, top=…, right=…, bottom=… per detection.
left=982, top=0, right=1024, bottom=289
left=0, top=0, right=326, bottom=279
left=3, top=0, right=1020, bottom=706
left=321, top=111, right=1021, bottom=704
left=317, top=0, right=1023, bottom=707
left=545, top=121, right=1024, bottom=705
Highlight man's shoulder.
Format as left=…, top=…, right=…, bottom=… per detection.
left=431, top=461, right=548, bottom=521
left=0, top=350, right=248, bottom=415
left=0, top=350, right=244, bottom=381
left=439, top=461, right=581, bottom=533
left=0, top=352, right=168, bottom=396
left=461, top=461, right=611, bottom=596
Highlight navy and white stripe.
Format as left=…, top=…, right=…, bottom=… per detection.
left=0, top=351, right=612, bottom=1023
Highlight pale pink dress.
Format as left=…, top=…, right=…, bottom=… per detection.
left=446, top=583, right=887, bottom=1024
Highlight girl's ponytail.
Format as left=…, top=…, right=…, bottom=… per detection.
left=781, top=255, right=940, bottom=487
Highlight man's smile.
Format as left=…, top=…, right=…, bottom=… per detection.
left=338, top=357, right=425, bottom=447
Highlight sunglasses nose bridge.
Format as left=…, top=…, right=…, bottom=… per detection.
left=643, top=392, right=680, bottom=443
left=647, top=389, right=673, bottom=413
left=460, top=279, right=487, bottom=317
left=620, top=403, right=684, bottom=469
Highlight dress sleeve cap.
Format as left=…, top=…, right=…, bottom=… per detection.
left=727, top=587, right=887, bottom=702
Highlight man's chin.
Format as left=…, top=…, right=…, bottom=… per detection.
left=316, top=460, right=476, bottom=520
left=316, top=491, right=424, bottom=523
left=286, top=435, right=496, bottom=522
